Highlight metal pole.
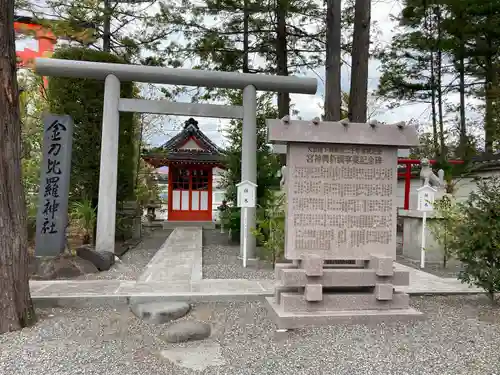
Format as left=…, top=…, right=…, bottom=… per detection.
left=420, top=211, right=427, bottom=268
left=96, top=74, right=120, bottom=253
left=242, top=207, right=248, bottom=268
left=240, top=85, right=257, bottom=261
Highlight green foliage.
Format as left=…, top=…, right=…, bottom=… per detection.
left=428, top=195, right=464, bottom=267
left=19, top=72, right=47, bottom=242
left=164, top=0, right=325, bottom=73
left=218, top=91, right=281, bottom=244
left=221, top=206, right=241, bottom=238
left=378, top=0, right=500, bottom=154
left=252, top=192, right=286, bottom=265
left=47, top=47, right=139, bottom=207
left=134, top=158, right=160, bottom=208
left=20, top=0, right=172, bottom=60
left=70, top=199, right=97, bottom=245
left=431, top=177, right=500, bottom=302
left=115, top=214, right=133, bottom=242
left=221, top=91, right=281, bottom=208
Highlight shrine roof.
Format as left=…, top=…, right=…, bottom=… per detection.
left=159, top=117, right=223, bottom=155
left=470, top=153, right=500, bottom=172
left=144, top=151, right=225, bottom=163
left=142, top=118, right=226, bottom=166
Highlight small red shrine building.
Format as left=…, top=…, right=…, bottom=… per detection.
left=142, top=118, right=225, bottom=222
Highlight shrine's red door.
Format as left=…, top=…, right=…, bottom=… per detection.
left=168, top=166, right=212, bottom=221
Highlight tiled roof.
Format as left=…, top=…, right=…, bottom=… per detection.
left=160, top=118, right=223, bottom=155
left=470, top=153, right=500, bottom=172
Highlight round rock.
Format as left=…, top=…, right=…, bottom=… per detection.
left=130, top=301, right=190, bottom=324
left=164, top=321, right=211, bottom=343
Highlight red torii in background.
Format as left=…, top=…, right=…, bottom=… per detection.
left=14, top=15, right=57, bottom=69
left=14, top=15, right=94, bottom=87
left=397, top=158, right=464, bottom=209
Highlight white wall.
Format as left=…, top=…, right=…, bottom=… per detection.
left=212, top=167, right=225, bottom=221
left=397, top=169, right=500, bottom=209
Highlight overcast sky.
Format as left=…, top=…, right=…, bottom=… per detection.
left=16, top=0, right=483, bottom=148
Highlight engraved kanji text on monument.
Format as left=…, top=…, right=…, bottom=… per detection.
left=286, top=143, right=398, bottom=260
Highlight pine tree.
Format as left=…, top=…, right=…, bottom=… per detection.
left=19, top=0, right=174, bottom=61
left=161, top=0, right=325, bottom=115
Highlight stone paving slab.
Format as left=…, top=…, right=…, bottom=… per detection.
left=30, top=278, right=485, bottom=304
left=29, top=261, right=485, bottom=305
left=30, top=280, right=122, bottom=296
left=138, top=227, right=202, bottom=283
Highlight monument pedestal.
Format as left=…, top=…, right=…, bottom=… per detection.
left=267, top=256, right=423, bottom=329
left=265, top=118, right=423, bottom=328
left=266, top=299, right=423, bottom=329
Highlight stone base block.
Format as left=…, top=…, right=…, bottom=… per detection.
left=274, top=263, right=298, bottom=279
left=265, top=297, right=424, bottom=329
left=279, top=292, right=409, bottom=313
left=278, top=268, right=410, bottom=288
left=274, top=285, right=297, bottom=305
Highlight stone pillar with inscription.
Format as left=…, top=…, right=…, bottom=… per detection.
left=35, top=114, right=74, bottom=257
left=265, top=118, right=424, bottom=329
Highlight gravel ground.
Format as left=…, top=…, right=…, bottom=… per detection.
left=75, top=229, right=172, bottom=280
left=1, top=295, right=500, bottom=375
left=202, top=229, right=274, bottom=280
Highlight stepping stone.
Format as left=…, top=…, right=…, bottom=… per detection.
left=130, top=301, right=190, bottom=324
left=160, top=342, right=226, bottom=371
left=163, top=321, right=211, bottom=343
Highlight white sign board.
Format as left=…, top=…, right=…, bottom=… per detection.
left=236, top=180, right=257, bottom=208
left=417, top=184, right=437, bottom=212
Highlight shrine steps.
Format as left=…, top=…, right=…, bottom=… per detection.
left=162, top=221, right=216, bottom=229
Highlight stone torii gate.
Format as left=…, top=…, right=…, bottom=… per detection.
left=34, top=58, right=318, bottom=260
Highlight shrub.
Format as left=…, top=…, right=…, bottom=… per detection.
left=70, top=199, right=97, bottom=245
left=437, top=177, right=500, bottom=302
left=428, top=194, right=465, bottom=267
left=221, top=206, right=241, bottom=242
left=252, top=191, right=285, bottom=266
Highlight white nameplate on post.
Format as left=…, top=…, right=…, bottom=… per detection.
left=416, top=184, right=437, bottom=269
left=236, top=180, right=257, bottom=208
left=417, top=184, right=436, bottom=212
left=236, top=180, right=257, bottom=268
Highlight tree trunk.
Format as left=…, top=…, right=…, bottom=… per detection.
left=424, top=3, right=439, bottom=157
left=430, top=53, right=438, bottom=157
left=324, top=0, right=342, bottom=121
left=0, top=0, right=37, bottom=334
left=103, top=0, right=111, bottom=52
left=348, top=0, right=371, bottom=123
left=435, top=7, right=445, bottom=159
left=243, top=0, right=250, bottom=74
left=276, top=0, right=289, bottom=118
left=484, top=40, right=496, bottom=154
left=458, top=37, right=467, bottom=156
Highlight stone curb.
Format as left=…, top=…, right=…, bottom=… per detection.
left=31, top=288, right=487, bottom=308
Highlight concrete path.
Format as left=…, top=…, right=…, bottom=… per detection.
left=138, top=227, right=202, bottom=283
left=30, top=264, right=485, bottom=305
left=28, top=228, right=485, bottom=304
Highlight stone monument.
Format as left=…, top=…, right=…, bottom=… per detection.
left=265, top=117, right=424, bottom=329
left=35, top=114, right=74, bottom=257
